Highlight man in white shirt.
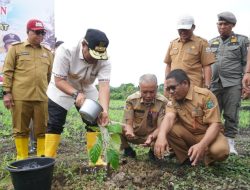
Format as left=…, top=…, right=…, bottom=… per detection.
left=45, top=29, right=111, bottom=161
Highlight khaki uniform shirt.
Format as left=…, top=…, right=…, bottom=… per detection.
left=123, top=91, right=168, bottom=136
left=164, top=35, right=215, bottom=87
left=209, top=33, right=249, bottom=88
left=2, top=41, right=53, bottom=101
left=166, top=86, right=221, bottom=135
left=47, top=39, right=111, bottom=110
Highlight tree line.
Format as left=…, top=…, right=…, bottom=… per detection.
left=0, top=83, right=164, bottom=100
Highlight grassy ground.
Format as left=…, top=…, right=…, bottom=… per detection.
left=0, top=99, right=250, bottom=190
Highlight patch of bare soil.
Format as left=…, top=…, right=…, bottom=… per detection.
left=1, top=128, right=250, bottom=190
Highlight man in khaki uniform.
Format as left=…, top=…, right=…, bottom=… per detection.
left=2, top=19, right=53, bottom=160
left=164, top=15, right=215, bottom=96
left=121, top=74, right=168, bottom=160
left=154, top=69, right=229, bottom=166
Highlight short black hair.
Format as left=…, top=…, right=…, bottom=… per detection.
left=166, top=69, right=190, bottom=84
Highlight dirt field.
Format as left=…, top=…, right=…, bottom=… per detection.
left=1, top=128, right=250, bottom=190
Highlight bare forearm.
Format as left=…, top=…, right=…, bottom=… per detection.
left=55, top=77, right=76, bottom=95
left=164, top=64, right=171, bottom=96
left=199, top=123, right=220, bottom=148
left=203, top=65, right=211, bottom=87
left=98, top=81, right=110, bottom=113
left=157, top=113, right=176, bottom=138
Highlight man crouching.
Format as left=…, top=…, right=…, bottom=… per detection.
left=154, top=69, right=229, bottom=166
left=120, top=74, right=168, bottom=160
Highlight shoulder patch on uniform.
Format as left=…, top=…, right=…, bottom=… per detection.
left=206, top=99, right=214, bottom=109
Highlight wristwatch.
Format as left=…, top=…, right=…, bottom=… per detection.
left=3, top=91, right=10, bottom=96
left=71, top=91, right=79, bottom=100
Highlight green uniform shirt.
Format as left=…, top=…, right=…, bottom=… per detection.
left=209, top=33, right=249, bottom=87
left=2, top=40, right=53, bottom=101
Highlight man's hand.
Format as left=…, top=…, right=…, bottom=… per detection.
left=98, top=111, right=109, bottom=127
left=3, top=93, right=14, bottom=109
left=242, top=73, right=250, bottom=99
left=142, top=133, right=155, bottom=147
left=154, top=135, right=169, bottom=159
left=188, top=142, right=207, bottom=166
left=242, top=73, right=250, bottom=89
left=75, top=92, right=86, bottom=108
left=242, top=87, right=250, bottom=99
left=123, top=124, right=135, bottom=139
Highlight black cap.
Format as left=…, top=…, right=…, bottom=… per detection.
left=84, top=29, right=109, bottom=60
left=218, top=11, right=237, bottom=24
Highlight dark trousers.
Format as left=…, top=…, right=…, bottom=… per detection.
left=212, top=83, right=241, bottom=138
left=47, top=99, right=95, bottom=134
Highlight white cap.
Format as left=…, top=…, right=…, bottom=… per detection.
left=177, top=15, right=194, bottom=30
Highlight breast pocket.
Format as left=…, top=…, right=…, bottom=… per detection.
left=192, top=108, right=204, bottom=125
left=17, top=56, right=32, bottom=69
left=89, top=71, right=98, bottom=84
left=225, top=45, right=241, bottom=59
left=169, top=49, right=179, bottom=61
left=40, top=57, right=50, bottom=72
left=184, top=49, right=199, bottom=65
left=134, top=111, right=145, bottom=128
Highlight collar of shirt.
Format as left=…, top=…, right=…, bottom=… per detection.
left=24, top=40, right=41, bottom=48
left=78, top=41, right=90, bottom=65
left=138, top=92, right=156, bottom=106
left=184, top=85, right=194, bottom=101
left=177, top=34, right=195, bottom=43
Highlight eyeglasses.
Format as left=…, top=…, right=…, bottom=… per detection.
left=31, top=30, right=46, bottom=36
left=166, top=83, right=180, bottom=92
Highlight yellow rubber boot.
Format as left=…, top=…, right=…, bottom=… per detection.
left=44, top=134, right=60, bottom=158
left=37, top=136, right=45, bottom=157
left=15, top=137, right=29, bottom=160
left=86, top=132, right=107, bottom=166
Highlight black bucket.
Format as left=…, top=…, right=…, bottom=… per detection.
left=6, top=157, right=55, bottom=190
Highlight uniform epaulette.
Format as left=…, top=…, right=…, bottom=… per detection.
left=127, top=91, right=141, bottom=101
left=194, top=86, right=209, bottom=95
left=210, top=36, right=220, bottom=42
left=156, top=93, right=168, bottom=103
left=11, top=41, right=23, bottom=46
left=172, top=38, right=179, bottom=42
left=42, top=45, right=52, bottom=52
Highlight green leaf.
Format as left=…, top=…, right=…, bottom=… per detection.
left=107, top=124, right=122, bottom=134
left=110, top=134, right=121, bottom=151
left=89, top=134, right=103, bottom=164
left=106, top=148, right=119, bottom=169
